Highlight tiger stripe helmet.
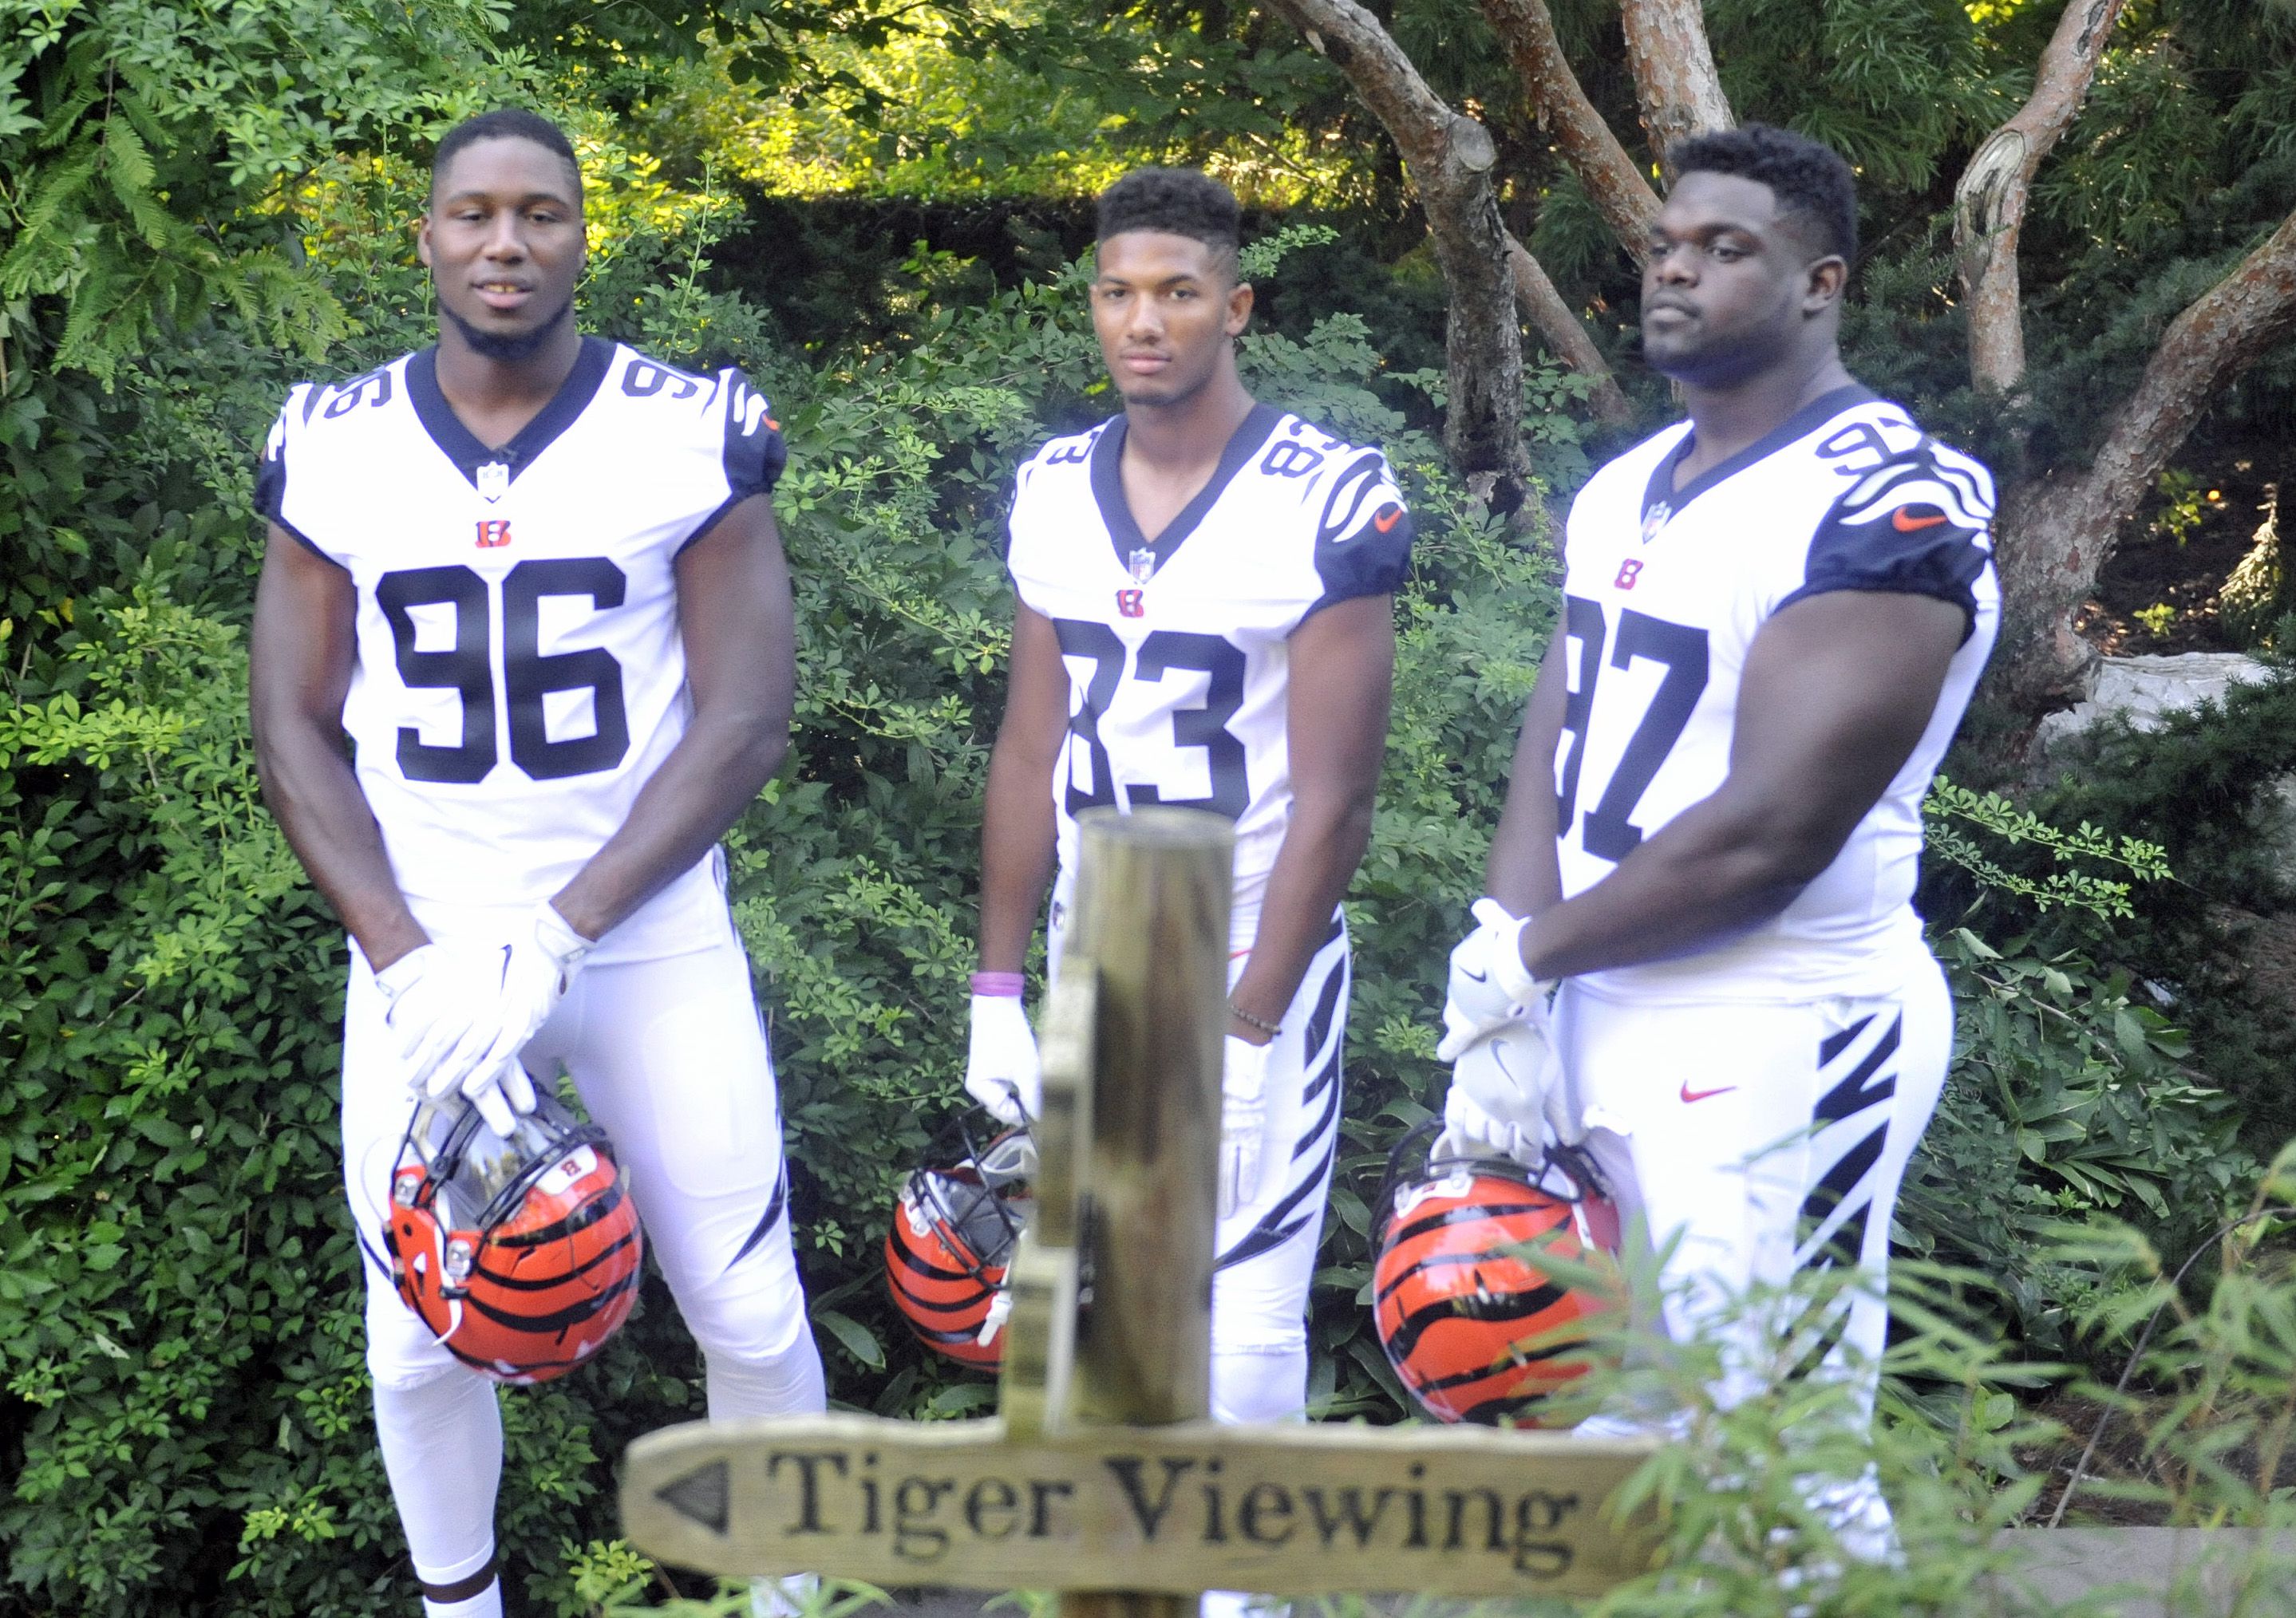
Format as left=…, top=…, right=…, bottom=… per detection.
left=384, top=1088, right=642, bottom=1386
left=885, top=1119, right=1033, bottom=1369
left=1373, top=1123, right=1618, bottom=1426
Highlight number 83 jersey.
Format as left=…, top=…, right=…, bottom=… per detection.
left=256, top=337, right=785, bottom=962
left=1006, top=404, right=1414, bottom=918
left=1556, top=387, right=1999, bottom=1002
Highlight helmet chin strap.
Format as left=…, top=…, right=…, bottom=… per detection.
left=978, top=1288, right=1015, bottom=1346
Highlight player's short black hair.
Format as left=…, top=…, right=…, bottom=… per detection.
left=1668, top=123, right=1858, bottom=266
left=1095, top=168, right=1242, bottom=277
left=430, top=108, right=583, bottom=208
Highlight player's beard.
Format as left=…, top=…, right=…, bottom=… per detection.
left=1644, top=329, right=1778, bottom=391
left=443, top=294, right=574, bottom=364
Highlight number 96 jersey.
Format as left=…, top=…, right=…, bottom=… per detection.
left=1556, top=387, right=1999, bottom=1002
left=256, top=337, right=784, bottom=962
left=1006, top=405, right=1413, bottom=920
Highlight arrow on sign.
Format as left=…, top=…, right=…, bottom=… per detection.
left=657, top=1458, right=729, bottom=1536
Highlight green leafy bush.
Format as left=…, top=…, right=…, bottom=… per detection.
left=2021, top=665, right=2296, bottom=1147
left=1904, top=780, right=2257, bottom=1359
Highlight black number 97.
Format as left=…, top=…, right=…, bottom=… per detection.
left=376, top=560, right=631, bottom=783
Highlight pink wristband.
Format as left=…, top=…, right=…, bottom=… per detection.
left=970, top=971, right=1025, bottom=996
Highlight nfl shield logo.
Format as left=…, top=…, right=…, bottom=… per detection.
left=478, top=461, right=510, bottom=503
left=1640, top=502, right=1670, bottom=545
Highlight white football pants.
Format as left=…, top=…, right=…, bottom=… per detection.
left=1555, top=945, right=1953, bottom=1554
left=342, top=930, right=825, bottom=1602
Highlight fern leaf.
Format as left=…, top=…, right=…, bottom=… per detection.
left=55, top=264, right=126, bottom=384
left=101, top=121, right=171, bottom=250
left=0, top=145, right=103, bottom=298
left=14, top=140, right=102, bottom=238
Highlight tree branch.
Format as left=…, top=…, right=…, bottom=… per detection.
left=1264, top=0, right=1531, bottom=509
left=1953, top=0, right=2128, bottom=393
left=1618, top=0, right=1733, bottom=176
left=1477, top=0, right=1661, bottom=259
left=1504, top=233, right=1634, bottom=427
left=1997, top=207, right=2296, bottom=704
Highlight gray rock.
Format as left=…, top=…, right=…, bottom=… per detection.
left=2032, top=652, right=2274, bottom=761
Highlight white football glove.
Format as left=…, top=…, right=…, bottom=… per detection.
left=1219, top=1034, right=1275, bottom=1220
left=1438, top=1016, right=1578, bottom=1166
left=376, top=902, right=590, bottom=1133
left=964, top=993, right=1041, bottom=1125
left=1435, top=897, right=1546, bottom=1063
left=374, top=941, right=508, bottom=1099
left=460, top=1060, right=538, bottom=1138
left=463, top=901, right=593, bottom=1083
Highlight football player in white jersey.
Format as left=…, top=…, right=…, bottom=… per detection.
left=968, top=170, right=1412, bottom=1612
left=1436, top=125, right=1998, bottom=1549
left=248, top=110, right=824, bottom=1618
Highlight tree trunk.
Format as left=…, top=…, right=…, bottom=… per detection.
left=1505, top=235, right=1634, bottom=428
left=1953, top=0, right=2128, bottom=393
left=1478, top=0, right=1661, bottom=259
left=1994, top=207, right=2296, bottom=707
left=1618, top=0, right=1733, bottom=176
left=1265, top=0, right=1531, bottom=511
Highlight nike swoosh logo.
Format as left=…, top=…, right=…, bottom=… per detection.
left=1892, top=508, right=1949, bottom=532
left=1373, top=505, right=1402, bottom=534
left=1680, top=1081, right=1737, bottom=1103
left=1461, top=969, right=1488, bottom=984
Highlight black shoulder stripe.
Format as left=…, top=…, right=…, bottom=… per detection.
left=1316, top=450, right=1389, bottom=546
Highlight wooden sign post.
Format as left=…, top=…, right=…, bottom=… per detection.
left=622, top=808, right=1657, bottom=1604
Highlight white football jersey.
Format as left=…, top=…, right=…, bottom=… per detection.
left=257, top=337, right=785, bottom=963
left=1006, top=404, right=1414, bottom=927
left=1554, top=386, right=1998, bottom=1001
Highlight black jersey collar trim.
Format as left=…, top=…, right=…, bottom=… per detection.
left=1090, top=401, right=1284, bottom=578
left=408, top=336, right=615, bottom=491
left=1640, top=383, right=1879, bottom=535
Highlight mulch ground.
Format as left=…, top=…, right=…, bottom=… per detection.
left=2074, top=456, right=2279, bottom=657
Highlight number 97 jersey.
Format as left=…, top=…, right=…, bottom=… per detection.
left=256, top=337, right=784, bottom=962
left=1555, top=387, right=1999, bottom=1002
left=1006, top=405, right=1414, bottom=918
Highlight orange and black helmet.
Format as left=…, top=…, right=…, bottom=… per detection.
left=1373, top=1123, right=1618, bottom=1426
left=885, top=1118, right=1033, bottom=1370
left=383, top=1089, right=642, bottom=1385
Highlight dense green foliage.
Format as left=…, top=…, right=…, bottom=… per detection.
left=2020, top=668, right=2296, bottom=1150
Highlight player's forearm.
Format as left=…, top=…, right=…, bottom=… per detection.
left=1231, top=790, right=1374, bottom=1031
left=551, top=712, right=785, bottom=941
left=252, top=724, right=428, bottom=969
left=1484, top=770, right=1563, bottom=918
left=1517, top=791, right=1821, bottom=981
left=1484, top=642, right=1567, bottom=917
left=977, top=739, right=1057, bottom=974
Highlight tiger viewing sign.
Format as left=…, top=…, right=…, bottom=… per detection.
left=622, top=1414, right=1652, bottom=1596
left=621, top=810, right=1658, bottom=1611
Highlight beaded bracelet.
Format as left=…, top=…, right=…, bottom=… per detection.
left=1227, top=1000, right=1282, bottom=1038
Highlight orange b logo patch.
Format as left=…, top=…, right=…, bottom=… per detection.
left=476, top=519, right=513, bottom=549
